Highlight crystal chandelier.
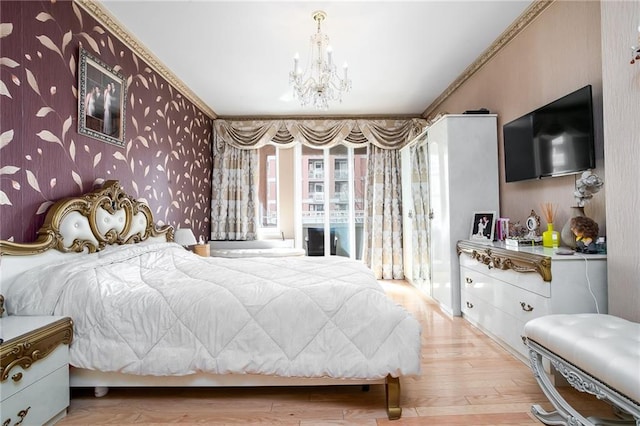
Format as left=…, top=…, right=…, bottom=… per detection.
left=289, top=11, right=352, bottom=110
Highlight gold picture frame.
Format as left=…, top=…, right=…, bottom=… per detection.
left=77, top=47, right=126, bottom=147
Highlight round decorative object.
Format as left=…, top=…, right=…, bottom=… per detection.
left=561, top=206, right=585, bottom=248
left=525, top=210, right=540, bottom=239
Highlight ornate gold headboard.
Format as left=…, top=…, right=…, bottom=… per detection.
left=0, top=180, right=173, bottom=256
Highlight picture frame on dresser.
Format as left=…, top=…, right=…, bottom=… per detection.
left=77, top=47, right=127, bottom=147
left=470, top=211, right=496, bottom=241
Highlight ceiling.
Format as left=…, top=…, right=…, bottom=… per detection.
left=98, top=1, right=534, bottom=118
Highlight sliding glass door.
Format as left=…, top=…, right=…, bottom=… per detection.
left=296, top=144, right=366, bottom=259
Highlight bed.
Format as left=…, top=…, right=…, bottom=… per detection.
left=0, top=180, right=421, bottom=420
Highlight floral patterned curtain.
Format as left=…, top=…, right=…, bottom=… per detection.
left=410, top=143, right=430, bottom=283
left=363, top=145, right=404, bottom=279
left=210, top=133, right=258, bottom=240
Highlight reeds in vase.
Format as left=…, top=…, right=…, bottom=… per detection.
left=541, top=202, right=559, bottom=248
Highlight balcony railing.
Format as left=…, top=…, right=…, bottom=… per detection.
left=308, top=170, right=324, bottom=179
left=301, top=210, right=365, bottom=224
left=334, top=170, right=348, bottom=180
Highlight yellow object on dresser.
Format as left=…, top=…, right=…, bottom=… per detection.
left=1, top=316, right=73, bottom=426
left=542, top=223, right=560, bottom=248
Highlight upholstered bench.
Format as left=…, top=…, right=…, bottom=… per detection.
left=523, top=314, right=640, bottom=426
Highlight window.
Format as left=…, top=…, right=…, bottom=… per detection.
left=297, top=144, right=367, bottom=259
left=308, top=159, right=324, bottom=179
left=335, top=159, right=348, bottom=180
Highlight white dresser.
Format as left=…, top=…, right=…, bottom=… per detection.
left=1, top=316, right=73, bottom=426
left=457, top=240, right=607, bottom=361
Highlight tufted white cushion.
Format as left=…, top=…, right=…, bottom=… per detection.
left=96, top=207, right=126, bottom=236
left=59, top=211, right=99, bottom=248
left=123, top=211, right=148, bottom=240
left=524, top=314, right=640, bottom=403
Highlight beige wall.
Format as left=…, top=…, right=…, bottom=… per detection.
left=600, top=1, right=640, bottom=321
left=427, top=1, right=605, bottom=235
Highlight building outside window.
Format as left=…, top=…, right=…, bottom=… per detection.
left=257, top=144, right=278, bottom=229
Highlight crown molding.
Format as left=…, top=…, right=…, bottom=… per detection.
left=422, top=0, right=554, bottom=119
left=74, top=0, right=217, bottom=120
left=217, top=114, right=423, bottom=121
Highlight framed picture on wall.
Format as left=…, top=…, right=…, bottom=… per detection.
left=470, top=211, right=496, bottom=241
left=77, top=47, right=127, bottom=147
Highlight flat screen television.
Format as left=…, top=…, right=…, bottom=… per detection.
left=503, top=85, right=595, bottom=183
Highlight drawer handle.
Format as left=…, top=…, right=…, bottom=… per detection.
left=465, top=277, right=473, bottom=285
left=466, top=301, right=474, bottom=309
left=520, top=302, right=534, bottom=312
left=11, top=372, right=23, bottom=383
left=5, top=407, right=31, bottom=426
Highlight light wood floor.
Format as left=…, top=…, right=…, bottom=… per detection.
left=58, top=280, right=612, bottom=425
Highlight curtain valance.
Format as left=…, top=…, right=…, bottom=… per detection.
left=213, top=118, right=427, bottom=150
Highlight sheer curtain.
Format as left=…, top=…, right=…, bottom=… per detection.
left=362, top=145, right=403, bottom=279
left=210, top=133, right=258, bottom=240
left=410, top=143, right=430, bottom=283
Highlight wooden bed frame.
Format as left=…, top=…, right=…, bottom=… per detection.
left=0, top=180, right=404, bottom=420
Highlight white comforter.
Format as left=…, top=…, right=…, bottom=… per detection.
left=7, top=242, right=421, bottom=379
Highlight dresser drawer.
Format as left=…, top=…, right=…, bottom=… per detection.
left=494, top=278, right=551, bottom=322
left=1, top=365, right=69, bottom=426
left=462, top=266, right=551, bottom=321
left=459, top=253, right=550, bottom=297
left=461, top=289, right=527, bottom=358
left=1, top=343, right=68, bottom=401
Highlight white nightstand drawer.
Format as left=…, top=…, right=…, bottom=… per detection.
left=1, top=343, right=68, bottom=401
left=1, top=365, right=69, bottom=426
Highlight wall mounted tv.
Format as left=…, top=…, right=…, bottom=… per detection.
left=503, top=85, right=595, bottom=183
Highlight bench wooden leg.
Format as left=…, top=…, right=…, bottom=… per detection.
left=385, top=375, right=402, bottom=420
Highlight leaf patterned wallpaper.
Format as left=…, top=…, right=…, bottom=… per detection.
left=0, top=1, right=213, bottom=243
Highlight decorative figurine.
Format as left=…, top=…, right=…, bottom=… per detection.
left=525, top=210, right=542, bottom=241
left=571, top=216, right=599, bottom=253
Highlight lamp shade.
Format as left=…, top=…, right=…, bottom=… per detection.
left=174, top=228, right=197, bottom=246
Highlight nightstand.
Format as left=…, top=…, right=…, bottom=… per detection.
left=189, top=243, right=210, bottom=257
left=1, top=316, right=73, bottom=426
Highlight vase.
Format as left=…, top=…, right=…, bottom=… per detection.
left=542, top=223, right=559, bottom=248
left=560, top=206, right=585, bottom=248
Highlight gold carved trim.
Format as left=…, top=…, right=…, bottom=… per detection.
left=456, top=240, right=552, bottom=282
left=422, top=0, right=554, bottom=119
left=1, top=318, right=73, bottom=382
left=73, top=0, right=216, bottom=120
left=0, top=180, right=173, bottom=256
